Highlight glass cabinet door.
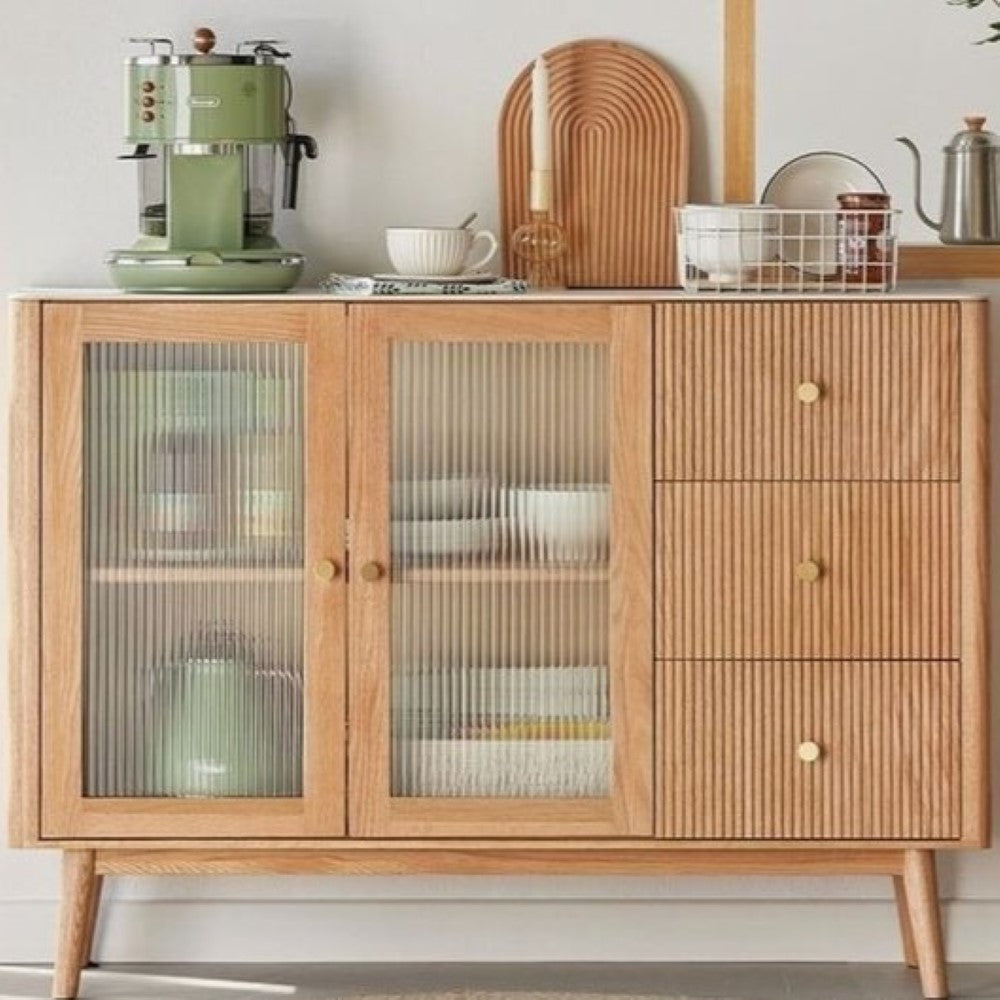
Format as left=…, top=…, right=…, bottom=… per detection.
left=349, top=304, right=652, bottom=837
left=41, top=304, right=346, bottom=839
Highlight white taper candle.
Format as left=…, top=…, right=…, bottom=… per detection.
left=530, top=56, right=552, bottom=210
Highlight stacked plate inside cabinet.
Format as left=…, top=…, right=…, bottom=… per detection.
left=391, top=476, right=505, bottom=563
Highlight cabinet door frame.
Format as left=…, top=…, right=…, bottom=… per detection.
left=348, top=303, right=653, bottom=838
left=40, top=302, right=347, bottom=840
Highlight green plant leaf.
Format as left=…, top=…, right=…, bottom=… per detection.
left=974, top=18, right=1000, bottom=41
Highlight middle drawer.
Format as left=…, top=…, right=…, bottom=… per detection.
left=657, top=482, right=958, bottom=659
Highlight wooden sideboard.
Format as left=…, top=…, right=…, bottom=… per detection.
left=6, top=292, right=990, bottom=1000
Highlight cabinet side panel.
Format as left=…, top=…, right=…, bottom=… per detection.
left=960, top=299, right=990, bottom=846
left=39, top=304, right=86, bottom=837
left=6, top=300, right=42, bottom=847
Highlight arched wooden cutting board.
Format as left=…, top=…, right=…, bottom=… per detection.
left=499, top=39, right=690, bottom=288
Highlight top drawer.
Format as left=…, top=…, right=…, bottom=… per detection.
left=657, top=302, right=959, bottom=481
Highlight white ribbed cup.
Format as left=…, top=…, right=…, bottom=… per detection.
left=386, top=226, right=498, bottom=276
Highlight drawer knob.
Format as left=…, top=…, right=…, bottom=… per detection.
left=796, top=380, right=823, bottom=404
left=313, top=558, right=340, bottom=582
left=361, top=560, right=385, bottom=582
left=797, top=740, right=823, bottom=763
left=795, top=558, right=823, bottom=582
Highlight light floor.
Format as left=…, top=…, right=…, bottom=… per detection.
left=1, top=964, right=1000, bottom=1000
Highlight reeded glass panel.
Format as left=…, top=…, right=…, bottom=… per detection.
left=83, top=342, right=304, bottom=798
left=391, top=342, right=611, bottom=798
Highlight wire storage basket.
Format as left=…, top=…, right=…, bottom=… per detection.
left=674, top=206, right=901, bottom=293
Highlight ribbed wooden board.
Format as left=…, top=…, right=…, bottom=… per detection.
left=657, top=483, right=958, bottom=659
left=656, top=302, right=960, bottom=481
left=660, top=660, right=962, bottom=841
left=499, top=40, right=689, bottom=287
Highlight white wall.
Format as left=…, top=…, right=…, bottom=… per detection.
left=757, top=1, right=1000, bottom=243
left=1, top=0, right=999, bottom=965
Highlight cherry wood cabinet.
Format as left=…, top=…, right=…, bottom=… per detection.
left=6, top=292, right=989, bottom=1000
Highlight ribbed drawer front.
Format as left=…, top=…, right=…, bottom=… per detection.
left=657, top=483, right=957, bottom=659
left=656, top=302, right=959, bottom=481
left=660, top=660, right=962, bottom=840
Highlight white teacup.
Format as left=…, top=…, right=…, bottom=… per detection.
left=386, top=226, right=498, bottom=276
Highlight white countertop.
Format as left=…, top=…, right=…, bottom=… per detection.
left=9, top=283, right=990, bottom=302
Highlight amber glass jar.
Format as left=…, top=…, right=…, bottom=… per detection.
left=837, top=192, right=892, bottom=285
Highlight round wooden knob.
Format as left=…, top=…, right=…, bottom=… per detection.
left=193, top=27, right=217, bottom=54
left=361, top=561, right=384, bottom=582
left=313, top=558, right=340, bottom=582
left=965, top=115, right=987, bottom=132
left=796, top=558, right=823, bottom=583
left=796, top=380, right=822, bottom=404
left=797, top=740, right=823, bottom=763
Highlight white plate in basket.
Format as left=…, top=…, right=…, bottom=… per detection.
left=761, top=151, right=886, bottom=276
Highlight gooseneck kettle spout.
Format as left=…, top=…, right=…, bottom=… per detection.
left=895, top=136, right=942, bottom=232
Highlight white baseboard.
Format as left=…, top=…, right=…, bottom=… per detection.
left=1, top=898, right=999, bottom=964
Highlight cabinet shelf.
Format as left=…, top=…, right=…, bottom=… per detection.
left=89, top=566, right=303, bottom=584
left=394, top=562, right=608, bottom=584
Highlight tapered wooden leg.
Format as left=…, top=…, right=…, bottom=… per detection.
left=52, top=850, right=97, bottom=1000
left=83, top=874, right=104, bottom=967
left=902, top=850, right=948, bottom=999
left=893, top=874, right=919, bottom=968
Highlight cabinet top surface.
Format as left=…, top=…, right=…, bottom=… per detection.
left=8, top=284, right=989, bottom=303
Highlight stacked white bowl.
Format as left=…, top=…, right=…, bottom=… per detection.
left=680, top=204, right=778, bottom=284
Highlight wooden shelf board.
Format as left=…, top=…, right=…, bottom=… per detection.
left=899, top=243, right=1000, bottom=279
left=89, top=567, right=303, bottom=583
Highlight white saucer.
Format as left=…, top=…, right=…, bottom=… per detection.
left=761, top=151, right=886, bottom=276
left=373, top=272, right=497, bottom=284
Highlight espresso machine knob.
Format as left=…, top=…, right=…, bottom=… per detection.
left=192, top=27, right=217, bottom=54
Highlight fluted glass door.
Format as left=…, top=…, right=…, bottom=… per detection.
left=83, top=342, right=304, bottom=798
left=391, top=342, right=611, bottom=798
left=349, top=304, right=652, bottom=837
left=40, top=303, right=345, bottom=839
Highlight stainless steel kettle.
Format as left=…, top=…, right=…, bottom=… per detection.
left=897, top=116, right=1000, bottom=243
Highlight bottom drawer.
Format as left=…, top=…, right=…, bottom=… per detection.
left=660, top=660, right=961, bottom=841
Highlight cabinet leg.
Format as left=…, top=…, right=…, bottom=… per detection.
left=902, top=850, right=948, bottom=999
left=83, top=874, right=104, bottom=967
left=52, top=851, right=98, bottom=1000
left=893, top=874, right=919, bottom=968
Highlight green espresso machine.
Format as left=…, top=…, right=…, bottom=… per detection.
left=107, top=28, right=318, bottom=293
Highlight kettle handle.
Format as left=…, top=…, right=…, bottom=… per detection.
left=896, top=136, right=942, bottom=232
